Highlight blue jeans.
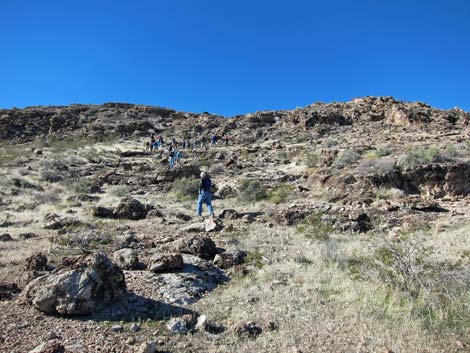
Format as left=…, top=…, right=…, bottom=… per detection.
left=169, top=156, right=175, bottom=169
left=197, top=191, right=214, bottom=216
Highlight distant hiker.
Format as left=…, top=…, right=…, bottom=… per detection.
left=197, top=172, right=214, bottom=219
left=168, top=146, right=176, bottom=169
left=146, top=134, right=155, bottom=152
left=210, top=133, right=217, bottom=146
left=159, top=135, right=164, bottom=146
left=201, top=136, right=207, bottom=149
left=192, top=139, right=197, bottom=151
left=175, top=149, right=183, bottom=167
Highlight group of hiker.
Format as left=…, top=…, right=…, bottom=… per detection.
left=144, top=133, right=218, bottom=219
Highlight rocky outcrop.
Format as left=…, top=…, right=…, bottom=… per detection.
left=93, top=198, right=153, bottom=220
left=23, top=253, right=126, bottom=315
left=169, top=236, right=218, bottom=260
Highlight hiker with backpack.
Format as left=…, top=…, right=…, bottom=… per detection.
left=168, top=146, right=176, bottom=169
left=197, top=172, right=214, bottom=219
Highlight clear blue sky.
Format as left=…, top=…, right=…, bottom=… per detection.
left=1, top=0, right=469, bottom=116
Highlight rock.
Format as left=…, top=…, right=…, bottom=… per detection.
left=89, top=185, right=102, bottom=194
left=213, top=250, right=246, bottom=269
left=195, top=314, right=207, bottom=331
left=171, top=236, right=218, bottom=260
left=146, top=209, right=164, bottom=218
left=218, top=209, right=240, bottom=220
left=126, top=336, right=136, bottom=345
left=0, top=233, right=13, bottom=241
left=205, top=218, right=223, bottom=232
left=241, top=214, right=254, bottom=223
left=112, top=325, right=124, bottom=332
left=113, top=248, right=139, bottom=270
left=181, top=222, right=205, bottom=233
left=43, top=213, right=81, bottom=230
left=114, top=198, right=151, bottom=220
left=166, top=317, right=188, bottom=334
left=149, top=253, right=184, bottom=272
left=134, top=341, right=156, bottom=353
left=23, top=253, right=126, bottom=315
left=33, top=149, right=43, bottom=155
left=130, top=323, right=141, bottom=332
left=28, top=341, right=65, bottom=353
left=233, top=321, right=263, bottom=338
left=18, top=232, right=39, bottom=240
left=24, top=252, right=48, bottom=271
left=0, top=282, right=20, bottom=300
left=92, top=206, right=115, bottom=218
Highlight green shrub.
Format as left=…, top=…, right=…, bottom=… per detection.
left=297, top=212, right=334, bottom=241
left=238, top=179, right=267, bottom=202
left=172, top=177, right=199, bottom=202
left=397, top=147, right=453, bottom=168
left=322, top=137, right=339, bottom=147
left=268, top=183, right=293, bottom=204
left=108, top=185, right=131, bottom=197
left=348, top=240, right=470, bottom=331
left=305, top=151, right=319, bottom=167
left=333, top=149, right=361, bottom=169
left=364, top=147, right=391, bottom=159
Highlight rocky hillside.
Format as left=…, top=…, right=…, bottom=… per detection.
left=0, top=97, right=469, bottom=353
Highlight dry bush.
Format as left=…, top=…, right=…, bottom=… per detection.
left=332, top=149, right=361, bottom=169
left=268, top=183, right=293, bottom=204
left=171, top=177, right=200, bottom=202
left=356, top=157, right=396, bottom=175
left=397, top=147, right=454, bottom=168
left=297, top=212, right=334, bottom=241
left=238, top=179, right=267, bottom=202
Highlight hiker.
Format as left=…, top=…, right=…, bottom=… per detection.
left=200, top=136, right=206, bottom=149
left=175, top=149, right=183, bottom=167
left=210, top=133, right=217, bottom=146
left=197, top=172, right=214, bottom=218
left=168, top=146, right=175, bottom=169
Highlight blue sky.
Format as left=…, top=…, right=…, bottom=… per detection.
left=1, top=0, right=469, bottom=116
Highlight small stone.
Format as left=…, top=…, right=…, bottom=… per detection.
left=0, top=233, right=13, bottom=242
left=149, top=253, right=184, bottom=272
left=44, top=330, right=60, bottom=340
left=134, top=341, right=156, bottom=353
left=195, top=315, right=207, bottom=331
left=166, top=317, right=188, bottom=334
left=126, top=336, right=136, bottom=345
left=112, top=325, right=124, bottom=332
left=130, top=323, right=141, bottom=332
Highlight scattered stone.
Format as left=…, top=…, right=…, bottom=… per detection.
left=33, top=149, right=43, bottom=155
left=28, top=341, right=65, bottom=353
left=44, top=331, right=60, bottom=341
left=43, top=213, right=82, bottom=230
left=195, top=314, right=207, bottom=331
left=113, top=248, right=139, bottom=270
left=146, top=209, right=164, bottom=218
left=0, top=282, right=20, bottom=300
left=112, top=325, right=124, bottom=333
left=166, top=317, right=188, bottom=334
left=218, top=209, right=239, bottom=220
left=92, top=206, right=115, bottom=218
left=24, top=252, right=48, bottom=271
left=18, top=232, right=39, bottom=240
left=130, top=323, right=141, bottom=332
left=0, top=233, right=13, bottom=241
left=213, top=250, right=247, bottom=269
left=205, top=218, right=223, bottom=232
left=89, top=185, right=102, bottom=194
left=126, top=336, right=136, bottom=345
left=134, top=341, right=156, bottom=353
left=23, top=253, right=126, bottom=315
left=233, top=321, right=263, bottom=338
left=149, top=253, right=184, bottom=272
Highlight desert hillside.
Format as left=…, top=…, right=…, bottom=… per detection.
left=1, top=96, right=469, bottom=353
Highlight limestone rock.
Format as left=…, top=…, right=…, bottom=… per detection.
left=113, top=248, right=139, bottom=270
left=23, top=253, right=126, bottom=315
left=149, top=253, right=184, bottom=272
left=213, top=250, right=246, bottom=269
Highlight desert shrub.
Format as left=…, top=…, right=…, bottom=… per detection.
left=356, top=157, right=397, bottom=175
left=69, top=179, right=94, bottom=194
left=277, top=150, right=288, bottom=160
left=172, top=177, right=200, bottom=202
left=322, top=137, right=339, bottom=147
left=268, top=183, right=293, bottom=204
left=45, top=133, right=118, bottom=153
left=108, top=185, right=131, bottom=197
left=364, top=147, right=391, bottom=159
left=238, top=179, right=267, bottom=202
left=0, top=144, right=31, bottom=167
left=297, top=212, right=334, bottom=241
left=39, top=159, right=72, bottom=182
left=332, top=149, right=361, bottom=169
left=375, top=187, right=405, bottom=200
left=348, top=240, right=470, bottom=330
left=397, top=147, right=453, bottom=168
left=305, top=151, right=319, bottom=167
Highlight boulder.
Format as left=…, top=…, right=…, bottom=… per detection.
left=113, top=248, right=139, bottom=270
left=149, top=253, right=184, bottom=272
left=213, top=250, right=247, bottom=269
left=233, top=321, right=263, bottom=338
left=171, top=236, right=218, bottom=260
left=204, top=218, right=223, bottom=232
left=24, top=252, right=48, bottom=271
left=23, top=253, right=126, bottom=315
left=114, top=198, right=150, bottom=220
left=28, top=341, right=65, bottom=353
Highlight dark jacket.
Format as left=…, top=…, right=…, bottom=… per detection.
left=199, top=176, right=212, bottom=193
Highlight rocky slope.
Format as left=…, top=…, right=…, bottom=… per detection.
left=0, top=97, right=469, bottom=353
